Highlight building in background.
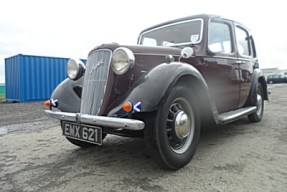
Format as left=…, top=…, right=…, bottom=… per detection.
left=5, top=54, right=86, bottom=102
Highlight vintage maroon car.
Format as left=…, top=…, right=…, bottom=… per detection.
left=45, top=14, right=268, bottom=170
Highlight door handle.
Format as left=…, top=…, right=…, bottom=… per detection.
left=233, top=61, right=246, bottom=65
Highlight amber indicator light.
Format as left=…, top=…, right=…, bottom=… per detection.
left=44, top=100, right=50, bottom=108
left=122, top=102, right=133, bottom=112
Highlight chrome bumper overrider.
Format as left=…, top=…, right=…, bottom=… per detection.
left=45, top=110, right=145, bottom=131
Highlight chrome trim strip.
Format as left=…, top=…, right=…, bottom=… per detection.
left=218, top=106, right=257, bottom=124
left=210, top=56, right=238, bottom=60
left=135, top=53, right=181, bottom=57
left=45, top=110, right=145, bottom=131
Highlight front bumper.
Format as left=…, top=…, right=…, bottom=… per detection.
left=45, top=110, right=145, bottom=131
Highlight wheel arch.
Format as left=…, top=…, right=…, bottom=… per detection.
left=258, top=76, right=268, bottom=100
left=245, top=69, right=268, bottom=106
left=50, top=77, right=83, bottom=113
left=175, top=75, right=218, bottom=126
left=109, top=62, right=219, bottom=125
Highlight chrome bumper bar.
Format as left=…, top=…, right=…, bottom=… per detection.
left=45, top=110, right=145, bottom=131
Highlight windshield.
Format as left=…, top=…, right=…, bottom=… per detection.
left=138, top=19, right=203, bottom=47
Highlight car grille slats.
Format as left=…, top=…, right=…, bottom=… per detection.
left=80, top=49, right=112, bottom=115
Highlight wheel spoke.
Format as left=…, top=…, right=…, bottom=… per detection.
left=165, top=99, right=195, bottom=154
left=166, top=126, right=173, bottom=132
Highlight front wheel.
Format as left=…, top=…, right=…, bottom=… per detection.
left=248, top=82, right=264, bottom=122
left=145, top=83, right=201, bottom=170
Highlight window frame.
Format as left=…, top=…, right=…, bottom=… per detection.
left=138, top=18, right=204, bottom=47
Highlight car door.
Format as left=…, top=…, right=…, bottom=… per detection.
left=279, top=75, right=287, bottom=83
left=200, top=18, right=240, bottom=113
left=234, top=24, right=257, bottom=107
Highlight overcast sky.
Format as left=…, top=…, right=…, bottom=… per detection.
left=0, top=0, right=286, bottom=83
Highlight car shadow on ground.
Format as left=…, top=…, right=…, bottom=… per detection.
left=57, top=117, right=254, bottom=173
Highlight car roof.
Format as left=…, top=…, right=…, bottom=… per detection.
left=139, top=14, right=250, bottom=35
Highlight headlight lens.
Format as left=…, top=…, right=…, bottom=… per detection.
left=67, top=58, right=85, bottom=80
left=111, top=47, right=135, bottom=75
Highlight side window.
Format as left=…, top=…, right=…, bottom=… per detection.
left=208, top=21, right=232, bottom=54
left=235, top=26, right=251, bottom=56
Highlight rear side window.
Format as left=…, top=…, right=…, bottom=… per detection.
left=208, top=21, right=232, bottom=54
left=235, top=26, right=251, bottom=56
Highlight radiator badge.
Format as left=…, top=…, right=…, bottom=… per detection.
left=90, top=60, right=104, bottom=74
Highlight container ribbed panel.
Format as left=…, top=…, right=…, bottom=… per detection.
left=4, top=54, right=86, bottom=102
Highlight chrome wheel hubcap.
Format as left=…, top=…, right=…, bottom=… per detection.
left=256, top=93, right=263, bottom=116
left=175, top=111, right=190, bottom=139
left=166, top=97, right=195, bottom=154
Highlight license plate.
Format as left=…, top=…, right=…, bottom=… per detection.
left=62, top=121, right=102, bottom=145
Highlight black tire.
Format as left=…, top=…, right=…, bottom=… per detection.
left=144, top=83, right=201, bottom=170
left=66, top=133, right=107, bottom=148
left=248, top=82, right=264, bottom=122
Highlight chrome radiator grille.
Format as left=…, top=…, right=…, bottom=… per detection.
left=80, top=49, right=112, bottom=115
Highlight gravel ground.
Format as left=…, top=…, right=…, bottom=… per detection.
left=0, top=84, right=287, bottom=192
left=0, top=102, right=58, bottom=134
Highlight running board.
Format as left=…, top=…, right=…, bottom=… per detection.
left=218, top=106, right=257, bottom=125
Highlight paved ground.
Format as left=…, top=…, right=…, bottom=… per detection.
left=0, top=84, right=287, bottom=192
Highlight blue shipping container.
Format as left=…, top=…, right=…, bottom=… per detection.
left=5, top=54, right=86, bottom=102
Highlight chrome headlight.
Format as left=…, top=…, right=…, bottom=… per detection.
left=67, top=58, right=85, bottom=80
left=111, top=47, right=135, bottom=75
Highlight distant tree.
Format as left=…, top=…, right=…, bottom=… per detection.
left=284, top=72, right=287, bottom=75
